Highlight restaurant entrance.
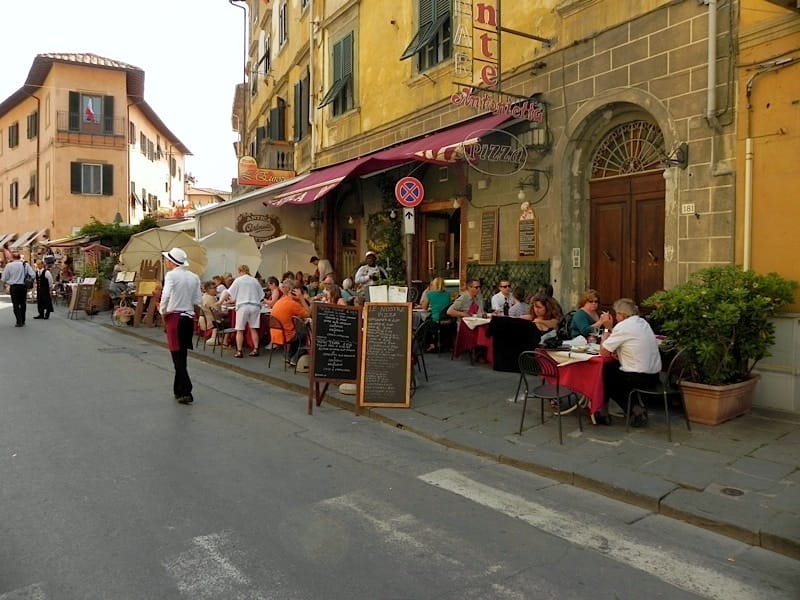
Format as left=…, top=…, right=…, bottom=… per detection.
left=588, top=171, right=665, bottom=307
left=417, top=200, right=462, bottom=283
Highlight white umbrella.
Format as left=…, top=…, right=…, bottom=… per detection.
left=119, top=229, right=207, bottom=278
left=258, top=234, right=317, bottom=279
left=199, top=227, right=260, bottom=279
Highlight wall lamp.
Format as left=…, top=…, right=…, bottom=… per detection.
left=662, top=142, right=689, bottom=169
left=516, top=168, right=551, bottom=201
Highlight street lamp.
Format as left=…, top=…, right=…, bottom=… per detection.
left=229, top=0, right=248, bottom=158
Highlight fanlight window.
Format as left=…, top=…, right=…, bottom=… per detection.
left=591, top=121, right=664, bottom=179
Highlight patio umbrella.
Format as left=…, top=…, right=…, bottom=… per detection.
left=119, top=229, right=207, bottom=278
left=258, top=234, right=317, bottom=279
left=199, top=227, right=260, bottom=278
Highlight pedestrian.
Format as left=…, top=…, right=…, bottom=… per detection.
left=159, top=247, right=202, bottom=405
left=1, top=251, right=35, bottom=327
left=33, top=259, right=54, bottom=319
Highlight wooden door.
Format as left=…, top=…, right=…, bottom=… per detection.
left=589, top=172, right=664, bottom=306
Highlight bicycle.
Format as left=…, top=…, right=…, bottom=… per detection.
left=110, top=291, right=135, bottom=327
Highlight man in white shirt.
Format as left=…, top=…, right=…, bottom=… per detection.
left=354, top=251, right=388, bottom=288
left=490, top=279, right=516, bottom=314
left=159, top=247, right=202, bottom=404
left=309, top=256, right=334, bottom=281
left=600, top=298, right=662, bottom=427
left=1, top=251, right=35, bottom=327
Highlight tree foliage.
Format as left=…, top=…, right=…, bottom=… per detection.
left=78, top=217, right=159, bottom=252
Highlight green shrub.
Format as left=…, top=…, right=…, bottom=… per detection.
left=645, top=266, right=796, bottom=385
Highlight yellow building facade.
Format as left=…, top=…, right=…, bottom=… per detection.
left=0, top=54, right=190, bottom=245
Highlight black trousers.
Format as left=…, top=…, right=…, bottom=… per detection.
left=10, top=284, right=27, bottom=325
left=170, top=315, right=195, bottom=399
left=605, top=364, right=660, bottom=413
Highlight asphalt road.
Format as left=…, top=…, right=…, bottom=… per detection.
left=0, top=299, right=798, bottom=599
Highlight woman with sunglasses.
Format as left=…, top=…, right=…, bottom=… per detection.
left=569, top=289, right=607, bottom=338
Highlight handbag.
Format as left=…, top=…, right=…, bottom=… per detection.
left=23, top=263, right=34, bottom=289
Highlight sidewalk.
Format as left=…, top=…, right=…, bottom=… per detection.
left=113, top=321, right=800, bottom=560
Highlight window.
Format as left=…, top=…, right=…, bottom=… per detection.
left=269, top=98, right=286, bottom=141
left=400, top=0, right=452, bottom=72
left=129, top=122, right=136, bottom=145
left=170, top=157, right=177, bottom=177
left=45, top=162, right=51, bottom=200
left=293, top=68, right=310, bottom=140
left=318, top=32, right=354, bottom=116
left=140, top=132, right=147, bottom=155
left=279, top=1, right=288, bottom=46
left=70, top=162, right=113, bottom=195
left=8, top=122, right=19, bottom=148
left=26, top=112, right=39, bottom=139
left=24, top=173, right=37, bottom=204
left=148, top=139, right=155, bottom=161
left=301, top=0, right=310, bottom=10
left=0, top=127, right=3, bottom=155
left=10, top=181, right=19, bottom=209
left=68, top=92, right=114, bottom=134
left=257, top=33, right=271, bottom=78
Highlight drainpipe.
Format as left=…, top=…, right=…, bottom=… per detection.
left=705, top=0, right=720, bottom=132
left=229, top=0, right=248, bottom=158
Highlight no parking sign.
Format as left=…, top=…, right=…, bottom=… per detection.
left=394, top=177, right=424, bottom=208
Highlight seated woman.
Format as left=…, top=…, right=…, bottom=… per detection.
left=323, top=283, right=348, bottom=305
left=419, top=277, right=453, bottom=351
left=507, top=287, right=530, bottom=317
left=569, top=289, right=606, bottom=338
left=340, top=278, right=357, bottom=304
left=263, top=276, right=282, bottom=308
left=198, top=281, right=219, bottom=344
left=522, top=293, right=562, bottom=332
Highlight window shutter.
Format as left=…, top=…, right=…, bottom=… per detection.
left=342, top=33, right=354, bottom=79
left=301, top=70, right=310, bottom=137
left=102, top=164, right=113, bottom=195
left=68, top=91, right=80, bottom=131
left=293, top=81, right=302, bottom=141
left=103, top=96, right=114, bottom=133
left=434, top=0, right=449, bottom=19
left=277, top=98, right=286, bottom=141
left=269, top=107, right=279, bottom=140
left=70, top=162, right=82, bottom=193
left=421, top=0, right=434, bottom=23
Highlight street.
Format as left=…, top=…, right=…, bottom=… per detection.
left=0, top=298, right=798, bottom=600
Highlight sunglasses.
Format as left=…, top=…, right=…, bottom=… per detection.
left=470, top=285, right=481, bottom=289
left=499, top=284, right=510, bottom=288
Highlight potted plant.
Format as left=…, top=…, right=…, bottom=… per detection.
left=113, top=305, right=135, bottom=323
left=645, top=266, right=796, bottom=425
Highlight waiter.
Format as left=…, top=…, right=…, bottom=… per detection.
left=159, top=248, right=202, bottom=405
left=1, top=251, right=35, bottom=327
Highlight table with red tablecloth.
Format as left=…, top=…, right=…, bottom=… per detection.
left=225, top=308, right=270, bottom=349
left=546, top=352, right=616, bottom=414
left=452, top=319, right=494, bottom=365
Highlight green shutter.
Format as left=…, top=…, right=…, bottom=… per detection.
left=102, top=164, right=113, bottom=195
left=69, top=91, right=80, bottom=131
left=103, top=96, right=114, bottom=133
left=70, top=162, right=81, bottom=193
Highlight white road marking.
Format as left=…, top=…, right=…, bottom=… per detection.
left=419, top=468, right=779, bottom=600
left=0, top=583, right=47, bottom=600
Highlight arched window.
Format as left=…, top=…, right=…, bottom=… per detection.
left=591, top=121, right=664, bottom=179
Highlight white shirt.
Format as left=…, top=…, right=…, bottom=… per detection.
left=160, top=266, right=202, bottom=315
left=354, top=263, right=388, bottom=286
left=1, top=260, right=34, bottom=285
left=491, top=291, right=516, bottom=312
left=223, top=274, right=264, bottom=308
left=316, top=258, right=334, bottom=279
left=602, top=315, right=661, bottom=374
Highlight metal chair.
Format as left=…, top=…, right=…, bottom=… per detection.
left=626, top=348, right=692, bottom=441
left=291, top=316, right=311, bottom=373
left=515, top=349, right=582, bottom=444
left=211, top=312, right=237, bottom=357
left=412, top=319, right=431, bottom=382
left=433, top=305, right=457, bottom=356
left=195, top=307, right=215, bottom=351
left=267, top=315, right=289, bottom=371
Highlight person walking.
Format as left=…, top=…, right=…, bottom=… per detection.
left=1, top=251, right=35, bottom=327
left=33, top=259, right=54, bottom=319
left=159, top=248, right=202, bottom=405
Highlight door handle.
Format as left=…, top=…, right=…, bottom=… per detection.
left=603, top=250, right=614, bottom=261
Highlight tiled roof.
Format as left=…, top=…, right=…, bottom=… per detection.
left=36, top=52, right=142, bottom=72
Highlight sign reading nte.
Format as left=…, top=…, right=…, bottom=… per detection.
left=453, top=1, right=500, bottom=89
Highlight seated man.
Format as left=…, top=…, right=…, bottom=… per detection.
left=446, top=279, right=486, bottom=319
left=600, top=298, right=661, bottom=427
left=490, top=279, right=516, bottom=314
left=270, top=278, right=312, bottom=366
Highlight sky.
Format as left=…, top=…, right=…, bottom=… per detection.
left=0, top=0, right=244, bottom=192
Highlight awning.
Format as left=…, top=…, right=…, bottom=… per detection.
left=10, top=231, right=35, bottom=249
left=269, top=112, right=512, bottom=207
left=0, top=233, right=16, bottom=247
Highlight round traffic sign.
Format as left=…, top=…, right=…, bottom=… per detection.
left=394, top=176, right=424, bottom=208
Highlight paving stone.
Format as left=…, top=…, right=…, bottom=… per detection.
left=729, top=456, right=797, bottom=481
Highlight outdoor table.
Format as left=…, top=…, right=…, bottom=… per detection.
left=546, top=350, right=616, bottom=414
left=225, top=306, right=270, bottom=349
left=453, top=317, right=494, bottom=365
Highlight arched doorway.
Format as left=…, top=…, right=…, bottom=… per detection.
left=588, top=120, right=665, bottom=306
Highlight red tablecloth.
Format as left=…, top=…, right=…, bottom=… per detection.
left=453, top=321, right=494, bottom=366
left=549, top=353, right=616, bottom=414
left=226, top=308, right=270, bottom=349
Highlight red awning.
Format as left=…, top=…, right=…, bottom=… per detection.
left=268, top=112, right=512, bottom=207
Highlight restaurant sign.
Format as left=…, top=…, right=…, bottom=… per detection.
left=236, top=212, right=281, bottom=243
left=463, top=128, right=527, bottom=176
left=237, top=156, right=295, bottom=187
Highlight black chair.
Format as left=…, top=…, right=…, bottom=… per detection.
left=291, top=316, right=312, bottom=373
left=267, top=315, right=289, bottom=371
left=211, top=311, right=237, bottom=357
left=485, top=316, right=541, bottom=372
left=435, top=305, right=457, bottom=355
left=515, top=349, right=582, bottom=444
left=626, top=348, right=692, bottom=441
left=412, top=319, right=431, bottom=382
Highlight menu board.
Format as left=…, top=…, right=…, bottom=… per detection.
left=479, top=208, right=498, bottom=265
left=359, top=303, right=412, bottom=408
left=67, top=284, right=94, bottom=319
left=311, top=303, right=360, bottom=382
left=519, top=216, right=537, bottom=257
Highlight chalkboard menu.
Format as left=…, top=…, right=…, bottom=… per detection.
left=311, top=303, right=360, bottom=381
left=479, top=208, right=498, bottom=265
left=308, top=303, right=361, bottom=414
left=359, top=303, right=412, bottom=408
left=67, top=284, right=94, bottom=319
left=519, top=216, right=537, bottom=257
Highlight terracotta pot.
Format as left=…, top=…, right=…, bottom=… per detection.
left=680, top=375, right=760, bottom=426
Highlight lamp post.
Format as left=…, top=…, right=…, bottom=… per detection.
left=229, top=0, right=248, bottom=158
